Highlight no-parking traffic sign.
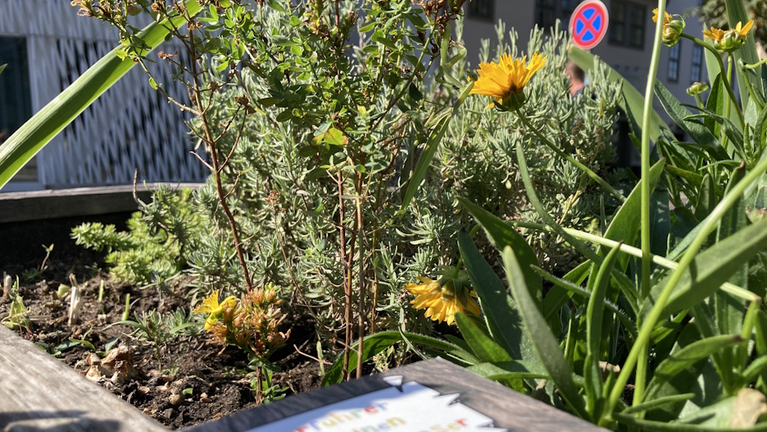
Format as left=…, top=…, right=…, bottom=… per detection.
left=569, top=0, right=609, bottom=50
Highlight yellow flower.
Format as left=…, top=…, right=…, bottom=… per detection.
left=406, top=277, right=481, bottom=326
left=470, top=52, right=546, bottom=111
left=703, top=20, right=754, bottom=52
left=652, top=8, right=672, bottom=25
left=194, top=290, right=237, bottom=330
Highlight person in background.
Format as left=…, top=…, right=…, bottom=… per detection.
left=565, top=60, right=586, bottom=98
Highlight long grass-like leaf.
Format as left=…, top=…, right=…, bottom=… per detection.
left=321, top=331, right=468, bottom=385
left=646, top=334, right=745, bottom=397
left=585, top=243, right=621, bottom=421
left=399, top=82, right=472, bottom=212
left=459, top=198, right=542, bottom=308
left=647, top=216, right=767, bottom=317
left=467, top=361, right=549, bottom=381
left=455, top=311, right=512, bottom=363
left=725, top=0, right=762, bottom=109
left=502, top=246, right=588, bottom=419
left=458, top=231, right=533, bottom=360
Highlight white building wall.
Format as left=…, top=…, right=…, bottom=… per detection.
left=0, top=0, right=207, bottom=191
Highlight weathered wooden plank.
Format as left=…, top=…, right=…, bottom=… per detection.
left=0, top=325, right=168, bottom=432
left=0, top=183, right=202, bottom=223
left=186, top=358, right=607, bottom=432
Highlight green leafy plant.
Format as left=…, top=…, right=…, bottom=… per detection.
left=334, top=0, right=767, bottom=430
left=72, top=187, right=202, bottom=285
left=112, top=308, right=200, bottom=371
left=71, top=2, right=625, bottom=389
left=21, top=244, right=54, bottom=282
left=2, top=277, right=32, bottom=332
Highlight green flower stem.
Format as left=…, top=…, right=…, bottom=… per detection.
left=634, top=0, right=668, bottom=410
left=681, top=33, right=745, bottom=129
left=509, top=220, right=757, bottom=302
left=742, top=58, right=767, bottom=70
left=694, top=94, right=705, bottom=109
left=514, top=110, right=626, bottom=202
left=603, top=151, right=767, bottom=424
left=736, top=300, right=760, bottom=375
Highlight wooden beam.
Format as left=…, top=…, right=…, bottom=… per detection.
left=186, top=358, right=607, bottom=432
left=0, top=183, right=202, bottom=224
left=0, top=325, right=168, bottom=432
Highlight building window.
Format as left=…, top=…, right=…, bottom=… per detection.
left=0, top=37, right=34, bottom=181
left=668, top=43, right=680, bottom=82
left=0, top=37, right=32, bottom=144
left=468, top=0, right=494, bottom=21
left=536, top=0, right=581, bottom=29
left=691, top=44, right=703, bottom=83
left=609, top=1, right=646, bottom=49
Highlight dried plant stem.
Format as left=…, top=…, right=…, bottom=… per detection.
left=187, top=27, right=253, bottom=293
left=355, top=174, right=366, bottom=379
left=338, top=171, right=352, bottom=381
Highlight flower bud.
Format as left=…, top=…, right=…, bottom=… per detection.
left=686, top=82, right=709, bottom=96
left=662, top=19, right=685, bottom=47
left=437, top=266, right=471, bottom=298
left=704, top=20, right=754, bottom=53
left=717, top=29, right=745, bottom=52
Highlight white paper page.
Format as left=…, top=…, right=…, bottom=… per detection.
left=244, top=379, right=506, bottom=432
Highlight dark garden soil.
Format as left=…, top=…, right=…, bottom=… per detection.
left=0, top=215, right=323, bottom=430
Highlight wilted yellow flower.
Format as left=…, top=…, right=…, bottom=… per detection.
left=703, top=20, right=754, bottom=52
left=406, top=276, right=481, bottom=326
left=470, top=52, right=546, bottom=111
left=653, top=8, right=685, bottom=47
left=194, top=290, right=237, bottom=330
left=652, top=8, right=672, bottom=25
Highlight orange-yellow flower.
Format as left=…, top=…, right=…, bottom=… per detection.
left=653, top=8, right=684, bottom=46
left=703, top=20, right=753, bottom=52
left=406, top=276, right=481, bottom=326
left=470, top=52, right=546, bottom=111
left=652, top=8, right=672, bottom=25
left=194, top=290, right=237, bottom=330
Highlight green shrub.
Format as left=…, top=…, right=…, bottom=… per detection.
left=72, top=186, right=203, bottom=285
left=73, top=1, right=625, bottom=375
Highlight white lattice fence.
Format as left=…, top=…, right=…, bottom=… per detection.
left=0, top=0, right=208, bottom=189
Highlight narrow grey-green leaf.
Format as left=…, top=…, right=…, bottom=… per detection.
left=585, top=243, right=622, bottom=420
left=459, top=198, right=542, bottom=308
left=654, top=80, right=729, bottom=161
left=458, top=231, right=532, bottom=360
left=650, top=334, right=745, bottom=389
left=502, top=247, right=588, bottom=419
left=455, top=311, right=512, bottom=364
left=621, top=393, right=696, bottom=415
left=647, top=216, right=767, bottom=317
left=468, top=361, right=549, bottom=381
left=399, top=82, right=472, bottom=212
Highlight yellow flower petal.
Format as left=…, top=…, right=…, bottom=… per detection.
left=739, top=19, right=754, bottom=38
left=470, top=52, right=547, bottom=109
left=194, top=290, right=221, bottom=314
left=652, top=8, right=672, bottom=24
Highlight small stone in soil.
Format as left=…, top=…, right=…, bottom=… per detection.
left=169, top=393, right=184, bottom=406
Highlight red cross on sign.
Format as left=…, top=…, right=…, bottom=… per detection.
left=569, top=0, right=609, bottom=50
